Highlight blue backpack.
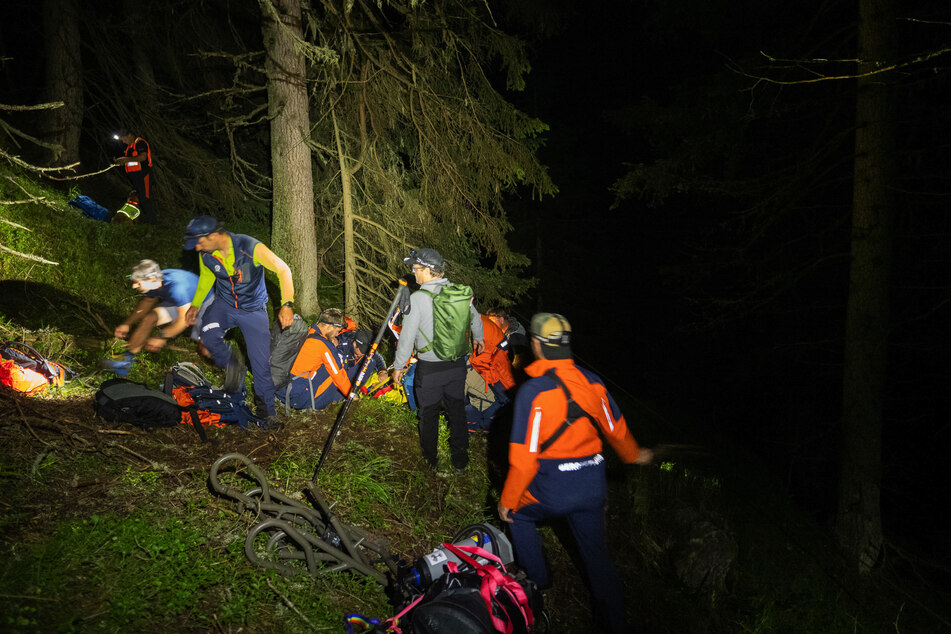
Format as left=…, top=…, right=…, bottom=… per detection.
left=163, top=362, right=268, bottom=430
left=68, top=195, right=110, bottom=221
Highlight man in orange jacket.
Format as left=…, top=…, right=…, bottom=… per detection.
left=497, top=313, right=653, bottom=633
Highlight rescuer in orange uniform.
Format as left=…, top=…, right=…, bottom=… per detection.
left=115, top=129, right=156, bottom=224
left=497, top=313, right=653, bottom=633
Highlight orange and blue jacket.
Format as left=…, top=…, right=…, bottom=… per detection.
left=289, top=329, right=352, bottom=398
left=469, top=314, right=515, bottom=390
left=500, top=358, right=641, bottom=512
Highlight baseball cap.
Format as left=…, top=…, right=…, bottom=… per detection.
left=404, top=248, right=444, bottom=271
left=530, top=313, right=571, bottom=346
left=184, top=215, right=223, bottom=249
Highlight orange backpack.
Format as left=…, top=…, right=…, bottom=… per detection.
left=0, top=342, right=72, bottom=394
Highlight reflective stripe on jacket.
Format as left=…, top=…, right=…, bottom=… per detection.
left=123, top=137, right=152, bottom=173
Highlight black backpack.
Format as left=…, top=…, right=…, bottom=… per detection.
left=269, top=314, right=310, bottom=391
left=95, top=378, right=210, bottom=442
left=94, top=378, right=183, bottom=429
left=401, top=543, right=538, bottom=634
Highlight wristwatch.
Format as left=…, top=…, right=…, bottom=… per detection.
left=282, top=301, right=294, bottom=309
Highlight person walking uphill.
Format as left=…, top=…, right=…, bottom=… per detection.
left=115, top=130, right=156, bottom=224
left=497, top=313, right=653, bottom=634
left=391, top=248, right=485, bottom=473
left=183, top=215, right=294, bottom=427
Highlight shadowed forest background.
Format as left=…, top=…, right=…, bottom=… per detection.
left=3, top=0, right=951, bottom=630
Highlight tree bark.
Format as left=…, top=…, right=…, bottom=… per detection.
left=41, top=0, right=83, bottom=165
left=260, top=0, right=319, bottom=317
left=332, top=106, right=358, bottom=316
left=835, top=0, right=896, bottom=573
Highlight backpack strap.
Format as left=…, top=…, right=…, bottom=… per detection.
left=538, top=369, right=598, bottom=454
left=412, top=289, right=436, bottom=355
left=186, top=406, right=210, bottom=443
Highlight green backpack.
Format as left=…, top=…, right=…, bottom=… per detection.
left=416, top=283, right=474, bottom=361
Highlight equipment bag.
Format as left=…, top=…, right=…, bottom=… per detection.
left=68, top=195, right=111, bottom=221
left=163, top=361, right=215, bottom=394
left=95, top=378, right=184, bottom=429
left=113, top=199, right=140, bottom=222
left=0, top=341, right=73, bottom=394
left=171, top=385, right=266, bottom=430
left=400, top=543, right=536, bottom=634
left=269, top=314, right=309, bottom=391
left=163, top=363, right=267, bottom=430
left=416, top=283, right=474, bottom=361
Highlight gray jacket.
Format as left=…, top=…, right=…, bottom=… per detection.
left=393, top=277, right=484, bottom=367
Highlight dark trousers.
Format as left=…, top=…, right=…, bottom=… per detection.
left=128, top=171, right=156, bottom=224
left=414, top=357, right=468, bottom=469
left=509, top=456, right=628, bottom=633
left=200, top=301, right=276, bottom=416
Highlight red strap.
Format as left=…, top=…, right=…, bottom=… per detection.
left=440, top=543, right=534, bottom=632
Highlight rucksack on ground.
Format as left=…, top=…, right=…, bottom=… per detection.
left=416, top=283, right=474, bottom=361
left=163, top=361, right=215, bottom=394
left=68, top=195, right=111, bottom=221
left=392, top=542, right=538, bottom=634
left=269, top=314, right=309, bottom=391
left=95, top=378, right=184, bottom=429
left=0, top=341, right=73, bottom=394
left=163, top=364, right=268, bottom=430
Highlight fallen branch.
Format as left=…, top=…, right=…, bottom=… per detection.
left=114, top=443, right=154, bottom=466
left=0, top=243, right=59, bottom=265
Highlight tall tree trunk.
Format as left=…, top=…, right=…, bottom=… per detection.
left=835, top=0, right=896, bottom=573
left=332, top=107, right=358, bottom=316
left=260, top=0, right=319, bottom=317
left=41, top=0, right=82, bottom=165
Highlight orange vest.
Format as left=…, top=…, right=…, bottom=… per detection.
left=124, top=137, right=152, bottom=173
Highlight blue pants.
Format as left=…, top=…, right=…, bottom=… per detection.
left=277, top=375, right=344, bottom=411
left=466, top=380, right=509, bottom=431
left=509, top=455, right=628, bottom=633
left=200, top=301, right=276, bottom=416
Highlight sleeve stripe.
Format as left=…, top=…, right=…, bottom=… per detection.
left=324, top=351, right=339, bottom=374
left=601, top=398, right=615, bottom=432
left=528, top=407, right=543, bottom=453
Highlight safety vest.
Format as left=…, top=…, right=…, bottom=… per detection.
left=115, top=199, right=140, bottom=221
left=124, top=137, right=152, bottom=173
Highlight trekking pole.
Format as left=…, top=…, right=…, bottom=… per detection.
left=313, top=278, right=410, bottom=481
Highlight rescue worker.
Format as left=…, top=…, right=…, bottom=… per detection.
left=102, top=259, right=207, bottom=376
left=279, top=308, right=352, bottom=411
left=497, top=313, right=653, bottom=633
left=115, top=130, right=156, bottom=224
left=466, top=312, right=516, bottom=432
left=391, top=248, right=485, bottom=473
left=183, top=215, right=294, bottom=427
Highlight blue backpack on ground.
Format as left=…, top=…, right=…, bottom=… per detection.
left=163, top=362, right=269, bottom=430
left=68, top=195, right=111, bottom=221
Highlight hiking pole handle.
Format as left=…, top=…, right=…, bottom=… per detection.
left=312, top=279, right=409, bottom=481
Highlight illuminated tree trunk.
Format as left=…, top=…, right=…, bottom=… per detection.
left=41, top=0, right=82, bottom=164
left=835, top=0, right=896, bottom=573
left=260, top=0, right=319, bottom=317
left=332, top=106, right=358, bottom=315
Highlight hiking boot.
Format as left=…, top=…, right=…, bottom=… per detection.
left=100, top=352, right=135, bottom=377
left=223, top=345, right=246, bottom=394
left=265, top=415, right=283, bottom=431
